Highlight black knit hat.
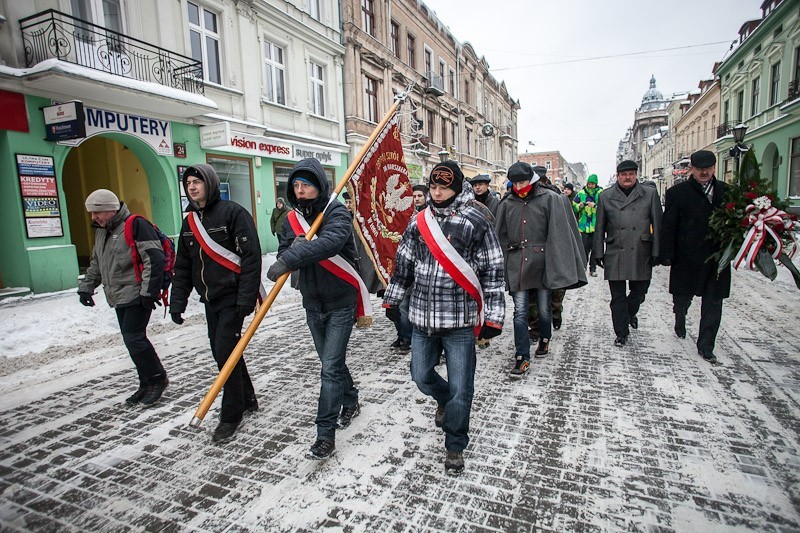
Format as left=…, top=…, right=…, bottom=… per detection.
left=564, top=183, right=574, bottom=192
left=428, top=161, right=464, bottom=193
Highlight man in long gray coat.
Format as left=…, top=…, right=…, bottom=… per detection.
left=593, top=160, right=662, bottom=346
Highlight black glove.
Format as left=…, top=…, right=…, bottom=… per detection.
left=140, top=296, right=157, bottom=310
left=385, top=307, right=400, bottom=323
left=78, top=291, right=95, bottom=307
left=660, top=258, right=672, bottom=266
left=649, top=257, right=659, bottom=267
left=237, top=305, right=254, bottom=319
left=171, top=312, right=184, bottom=325
left=292, top=235, right=308, bottom=246
left=595, top=257, right=605, bottom=269
left=478, top=324, right=502, bottom=340
left=376, top=289, right=386, bottom=298
left=267, top=258, right=291, bottom=282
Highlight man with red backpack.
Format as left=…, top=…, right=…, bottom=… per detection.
left=78, top=189, right=169, bottom=406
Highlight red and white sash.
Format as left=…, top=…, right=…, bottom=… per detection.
left=287, top=211, right=373, bottom=325
left=187, top=212, right=267, bottom=304
left=416, top=207, right=484, bottom=335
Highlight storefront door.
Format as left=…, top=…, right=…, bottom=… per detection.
left=207, top=155, right=256, bottom=222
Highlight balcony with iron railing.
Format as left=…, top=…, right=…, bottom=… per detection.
left=424, top=71, right=444, bottom=96
left=20, top=9, right=204, bottom=95
left=717, top=121, right=733, bottom=139
left=788, top=79, right=799, bottom=103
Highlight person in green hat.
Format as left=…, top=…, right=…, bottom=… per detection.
left=573, top=174, right=603, bottom=276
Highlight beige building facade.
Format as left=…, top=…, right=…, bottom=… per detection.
left=341, top=0, right=519, bottom=190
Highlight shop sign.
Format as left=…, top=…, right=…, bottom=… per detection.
left=58, top=106, right=172, bottom=156
left=43, top=101, right=86, bottom=141
left=15, top=154, right=63, bottom=238
left=206, top=128, right=341, bottom=164
left=199, top=122, right=230, bottom=148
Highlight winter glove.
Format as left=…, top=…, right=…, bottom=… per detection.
left=78, top=291, right=95, bottom=307
left=660, top=258, right=672, bottom=266
left=478, top=324, right=502, bottom=340
left=292, top=235, right=308, bottom=247
left=140, top=296, right=157, bottom=310
left=237, top=305, right=254, bottom=319
left=594, top=257, right=605, bottom=269
left=385, top=307, right=400, bottom=323
left=267, top=258, right=290, bottom=282
left=170, top=313, right=184, bottom=325
left=376, top=289, right=386, bottom=298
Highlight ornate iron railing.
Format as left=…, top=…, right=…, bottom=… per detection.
left=20, top=9, right=204, bottom=94
left=717, top=121, right=731, bottom=138
left=788, top=79, right=799, bottom=103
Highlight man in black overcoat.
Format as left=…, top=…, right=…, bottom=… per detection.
left=660, top=150, right=730, bottom=365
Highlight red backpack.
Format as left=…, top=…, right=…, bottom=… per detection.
left=123, top=215, right=176, bottom=311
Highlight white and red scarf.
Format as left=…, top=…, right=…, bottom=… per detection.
left=287, top=211, right=373, bottom=325
left=416, top=207, right=484, bottom=335
left=187, top=212, right=267, bottom=304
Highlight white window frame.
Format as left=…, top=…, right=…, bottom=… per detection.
left=188, top=1, right=222, bottom=84
left=307, top=0, right=322, bottom=21
left=424, top=46, right=433, bottom=76
left=309, top=61, right=326, bottom=116
left=263, top=39, right=286, bottom=105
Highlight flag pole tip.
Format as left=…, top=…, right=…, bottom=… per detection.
left=189, top=416, right=203, bottom=428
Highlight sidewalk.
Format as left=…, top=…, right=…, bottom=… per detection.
left=1, top=266, right=799, bottom=531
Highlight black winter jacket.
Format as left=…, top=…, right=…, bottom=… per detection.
left=170, top=164, right=262, bottom=311
left=276, top=158, right=358, bottom=313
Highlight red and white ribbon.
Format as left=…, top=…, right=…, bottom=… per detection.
left=286, top=211, right=372, bottom=322
left=733, top=205, right=798, bottom=270
left=417, top=207, right=484, bottom=336
left=188, top=212, right=267, bottom=303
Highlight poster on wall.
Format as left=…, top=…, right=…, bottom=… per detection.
left=177, top=165, right=189, bottom=213
left=16, top=154, right=63, bottom=238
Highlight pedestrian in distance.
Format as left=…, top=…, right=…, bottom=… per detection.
left=495, top=162, right=587, bottom=377
left=659, top=150, right=730, bottom=365
left=169, top=164, right=261, bottom=443
left=267, top=158, right=367, bottom=460
left=411, top=184, right=429, bottom=212
left=78, top=189, right=169, bottom=406
left=574, top=174, right=603, bottom=276
left=593, top=160, right=663, bottom=346
left=270, top=197, right=290, bottom=236
left=469, top=174, right=499, bottom=218
left=563, top=183, right=577, bottom=206
left=383, top=161, right=505, bottom=476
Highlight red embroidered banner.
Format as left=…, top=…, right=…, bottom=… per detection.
left=349, top=112, right=414, bottom=284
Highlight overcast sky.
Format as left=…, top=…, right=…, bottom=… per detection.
left=423, top=0, right=763, bottom=182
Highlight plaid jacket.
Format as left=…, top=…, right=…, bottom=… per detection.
left=383, top=183, right=505, bottom=333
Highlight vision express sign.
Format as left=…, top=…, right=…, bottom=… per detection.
left=200, top=125, right=339, bottom=164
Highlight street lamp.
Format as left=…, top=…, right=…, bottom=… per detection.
left=729, top=123, right=748, bottom=180
left=438, top=150, right=449, bottom=162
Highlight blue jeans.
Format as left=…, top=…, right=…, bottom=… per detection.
left=306, top=304, right=358, bottom=440
left=410, top=327, right=476, bottom=452
left=511, top=289, right=552, bottom=357
left=396, top=292, right=413, bottom=343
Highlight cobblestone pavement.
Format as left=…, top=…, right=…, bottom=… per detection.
left=1, top=268, right=799, bottom=532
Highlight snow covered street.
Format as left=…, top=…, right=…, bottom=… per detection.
left=1, top=258, right=799, bottom=531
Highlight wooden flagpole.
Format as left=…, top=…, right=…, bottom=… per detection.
left=189, top=94, right=408, bottom=427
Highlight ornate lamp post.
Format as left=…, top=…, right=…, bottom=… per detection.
left=730, top=123, right=748, bottom=181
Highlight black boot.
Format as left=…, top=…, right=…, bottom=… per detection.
left=674, top=313, right=686, bottom=339
left=140, top=378, right=169, bottom=405
left=125, top=385, right=147, bottom=405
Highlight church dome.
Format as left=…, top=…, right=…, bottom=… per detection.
left=640, top=75, right=664, bottom=110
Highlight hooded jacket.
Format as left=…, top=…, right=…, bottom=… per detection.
left=169, top=164, right=262, bottom=312
left=383, top=181, right=505, bottom=333
left=495, top=183, right=587, bottom=291
left=573, top=185, right=603, bottom=233
left=79, top=203, right=165, bottom=307
left=275, top=158, right=359, bottom=312
left=270, top=198, right=290, bottom=235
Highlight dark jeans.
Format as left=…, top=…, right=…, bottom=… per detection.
left=581, top=232, right=595, bottom=271
left=205, top=302, right=256, bottom=424
left=512, top=289, right=552, bottom=357
left=673, top=293, right=724, bottom=353
left=410, top=327, right=476, bottom=452
left=306, top=303, right=358, bottom=440
left=116, top=304, right=166, bottom=386
left=395, top=292, right=413, bottom=343
left=608, top=280, right=651, bottom=337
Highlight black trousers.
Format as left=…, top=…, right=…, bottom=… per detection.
left=116, top=304, right=166, bottom=386
left=608, top=280, right=651, bottom=337
left=205, top=302, right=256, bottom=424
left=581, top=233, right=595, bottom=270
left=673, top=293, right=724, bottom=353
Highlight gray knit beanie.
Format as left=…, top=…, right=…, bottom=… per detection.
left=85, top=189, right=120, bottom=212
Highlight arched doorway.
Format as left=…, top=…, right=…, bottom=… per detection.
left=761, top=143, right=779, bottom=193
left=62, top=136, right=154, bottom=268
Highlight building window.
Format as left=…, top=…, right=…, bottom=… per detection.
left=465, top=128, right=471, bottom=155
left=427, top=109, right=436, bottom=141
left=364, top=75, right=378, bottom=122
left=309, top=62, right=325, bottom=116
left=736, top=89, right=744, bottom=122
left=450, top=122, right=456, bottom=150
left=464, top=79, right=470, bottom=105
left=770, top=62, right=781, bottom=105
left=188, top=1, right=221, bottom=84
left=441, top=118, right=447, bottom=148
left=424, top=48, right=433, bottom=76
left=263, top=40, right=285, bottom=105
left=361, top=0, right=375, bottom=36
left=390, top=20, right=399, bottom=57
left=545, top=160, right=551, bottom=170
left=790, top=137, right=800, bottom=197
left=439, top=60, right=446, bottom=87
left=723, top=100, right=730, bottom=126
left=308, top=0, right=321, bottom=21
left=751, top=77, right=760, bottom=116
left=406, top=33, right=415, bottom=69
left=794, top=46, right=800, bottom=82
left=449, top=68, right=456, bottom=95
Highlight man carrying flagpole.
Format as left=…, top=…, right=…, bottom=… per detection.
left=170, top=164, right=261, bottom=443
left=267, top=158, right=370, bottom=460
left=382, top=161, right=505, bottom=476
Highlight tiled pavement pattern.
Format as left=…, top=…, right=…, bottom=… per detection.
left=1, top=268, right=799, bottom=531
